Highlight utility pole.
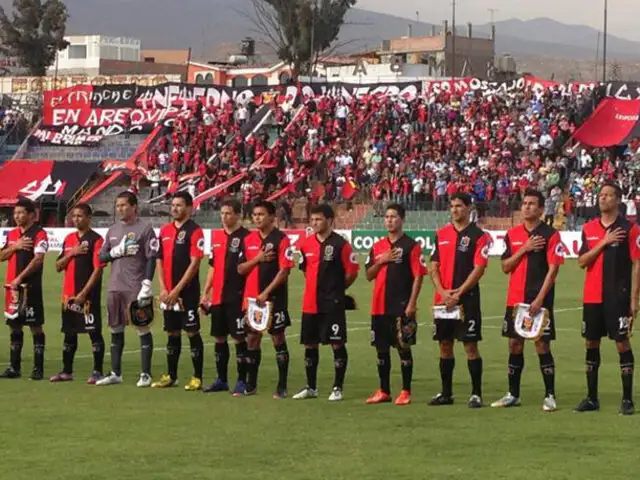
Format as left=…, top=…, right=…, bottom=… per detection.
left=488, top=8, right=499, bottom=26
left=602, top=0, right=608, bottom=82
left=416, top=10, right=420, bottom=34
left=452, top=0, right=456, bottom=80
left=310, top=0, right=317, bottom=80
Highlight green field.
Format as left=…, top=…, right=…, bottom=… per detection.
left=0, top=256, right=638, bottom=479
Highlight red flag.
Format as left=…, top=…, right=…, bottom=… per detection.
left=342, top=179, right=358, bottom=201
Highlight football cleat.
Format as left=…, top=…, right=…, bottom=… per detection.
left=573, top=397, right=600, bottom=413
left=328, top=387, right=344, bottom=402
left=136, top=373, right=152, bottom=388
left=184, top=377, right=202, bottom=391
left=231, top=380, right=247, bottom=397
left=95, top=372, right=123, bottom=386
left=50, top=372, right=73, bottom=383
left=292, top=386, right=318, bottom=400
left=619, top=399, right=635, bottom=416
left=428, top=393, right=454, bottom=406
left=151, top=374, right=177, bottom=388
left=542, top=395, right=557, bottom=412
left=273, top=389, right=287, bottom=400
left=29, top=368, right=44, bottom=381
left=366, top=389, right=392, bottom=404
left=0, top=367, right=21, bottom=379
left=203, top=378, right=229, bottom=393
left=244, top=385, right=257, bottom=396
left=468, top=394, right=483, bottom=409
left=394, top=390, right=412, bottom=406
left=491, top=393, right=521, bottom=408
left=87, top=371, right=103, bottom=385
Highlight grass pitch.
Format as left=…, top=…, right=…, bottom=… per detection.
left=0, top=257, right=638, bottom=480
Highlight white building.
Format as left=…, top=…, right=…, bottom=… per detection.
left=48, top=35, right=141, bottom=76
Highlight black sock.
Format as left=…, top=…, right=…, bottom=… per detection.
left=246, top=349, right=262, bottom=390
left=620, top=350, right=634, bottom=402
left=275, top=343, right=289, bottom=391
left=166, top=335, right=182, bottom=380
left=305, top=348, right=319, bottom=390
left=189, top=334, right=204, bottom=379
left=10, top=330, right=24, bottom=372
left=215, top=342, right=230, bottom=383
left=508, top=353, right=524, bottom=398
left=140, top=332, right=153, bottom=375
left=538, top=352, right=555, bottom=396
left=440, top=357, right=455, bottom=397
left=235, top=341, right=247, bottom=383
left=399, top=349, right=413, bottom=392
left=33, top=332, right=45, bottom=372
left=377, top=350, right=391, bottom=394
left=586, top=348, right=601, bottom=400
left=333, top=345, right=348, bottom=389
left=62, top=333, right=78, bottom=375
left=110, top=332, right=124, bottom=376
left=89, top=331, right=105, bottom=374
left=468, top=357, right=483, bottom=397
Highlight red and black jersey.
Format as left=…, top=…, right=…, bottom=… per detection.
left=579, top=216, right=640, bottom=304
left=209, top=227, right=249, bottom=306
left=158, top=219, right=205, bottom=299
left=59, top=230, right=104, bottom=305
left=241, top=228, right=294, bottom=311
left=430, top=223, right=490, bottom=304
left=366, top=234, right=428, bottom=316
left=300, top=231, right=360, bottom=314
left=502, top=222, right=564, bottom=307
left=3, top=224, right=48, bottom=291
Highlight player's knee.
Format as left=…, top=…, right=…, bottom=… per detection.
left=464, top=342, right=479, bottom=360
left=272, top=332, right=286, bottom=347
left=135, top=326, right=151, bottom=336
left=29, top=325, right=43, bottom=334
left=216, top=336, right=228, bottom=344
left=377, top=347, right=390, bottom=355
left=331, top=342, right=344, bottom=351
left=617, top=339, right=631, bottom=353
left=110, top=325, right=125, bottom=334
left=168, top=330, right=181, bottom=337
left=10, top=326, right=23, bottom=334
left=304, top=344, right=319, bottom=350
left=439, top=341, right=454, bottom=358
left=585, top=339, right=601, bottom=350
left=508, top=338, right=524, bottom=355
left=186, top=330, right=200, bottom=338
left=534, top=340, right=550, bottom=355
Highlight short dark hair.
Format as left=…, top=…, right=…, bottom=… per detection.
left=73, top=202, right=93, bottom=216
left=523, top=189, right=545, bottom=208
left=221, top=198, right=242, bottom=214
left=15, top=197, right=35, bottom=214
left=601, top=181, right=623, bottom=200
left=172, top=191, right=193, bottom=207
left=253, top=200, right=276, bottom=216
left=386, top=203, right=406, bottom=219
left=116, top=191, right=138, bottom=206
left=310, top=203, right=335, bottom=219
left=450, top=192, right=472, bottom=207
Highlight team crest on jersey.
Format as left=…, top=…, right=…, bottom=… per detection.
left=176, top=231, right=186, bottom=244
left=126, top=232, right=136, bottom=241
left=458, top=236, right=471, bottom=252
left=81, top=241, right=89, bottom=248
left=324, top=245, right=334, bottom=261
left=230, top=237, right=241, bottom=252
left=264, top=243, right=274, bottom=252
left=394, top=247, right=403, bottom=264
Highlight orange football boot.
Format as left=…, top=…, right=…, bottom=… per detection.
left=366, top=389, right=392, bottom=404
left=394, top=390, right=412, bottom=406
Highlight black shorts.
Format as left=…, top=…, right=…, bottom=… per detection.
left=582, top=303, right=632, bottom=342
left=301, top=310, right=347, bottom=345
left=6, top=300, right=45, bottom=329
left=502, top=306, right=556, bottom=342
left=210, top=303, right=245, bottom=338
left=61, top=307, right=102, bottom=334
left=432, top=295, right=482, bottom=343
left=370, top=315, right=410, bottom=349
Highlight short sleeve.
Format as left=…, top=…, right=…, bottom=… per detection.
left=57, top=238, right=66, bottom=261
left=410, top=243, right=428, bottom=277
left=578, top=229, right=589, bottom=256
left=629, top=224, right=640, bottom=261
left=93, top=237, right=105, bottom=269
left=501, top=233, right=512, bottom=260
left=34, top=230, right=48, bottom=255
left=430, top=232, right=440, bottom=263
left=190, top=227, right=205, bottom=259
left=341, top=242, right=360, bottom=275
left=278, top=236, right=294, bottom=270
left=547, top=231, right=566, bottom=265
left=474, top=233, right=490, bottom=267
left=144, top=226, right=159, bottom=259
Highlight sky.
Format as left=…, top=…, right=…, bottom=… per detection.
left=356, top=0, right=640, bottom=41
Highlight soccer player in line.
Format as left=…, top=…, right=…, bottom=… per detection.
left=365, top=204, right=427, bottom=406
left=491, top=190, right=564, bottom=411
left=152, top=192, right=206, bottom=391
left=575, top=182, right=640, bottom=415
left=97, top=192, right=159, bottom=387
left=201, top=199, right=250, bottom=395
left=294, top=204, right=360, bottom=402
left=238, top=201, right=294, bottom=398
left=429, top=193, right=491, bottom=408
left=0, top=198, right=49, bottom=380
left=51, top=203, right=106, bottom=384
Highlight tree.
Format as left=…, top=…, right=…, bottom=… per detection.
left=246, top=0, right=356, bottom=79
left=0, top=0, right=70, bottom=77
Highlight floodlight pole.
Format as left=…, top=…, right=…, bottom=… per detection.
left=602, top=0, right=608, bottom=82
